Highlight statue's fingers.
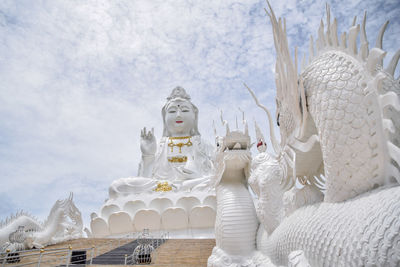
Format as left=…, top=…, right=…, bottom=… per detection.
left=140, top=129, right=144, bottom=138
left=151, top=127, right=154, bottom=136
left=143, top=127, right=147, bottom=136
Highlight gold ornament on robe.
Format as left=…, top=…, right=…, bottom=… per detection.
left=153, top=182, right=173, bottom=192
left=168, top=156, right=188, bottom=163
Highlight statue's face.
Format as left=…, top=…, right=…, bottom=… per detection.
left=165, top=100, right=195, bottom=136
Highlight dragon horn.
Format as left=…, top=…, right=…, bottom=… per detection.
left=221, top=110, right=230, bottom=135
left=360, top=11, right=369, bottom=60
left=376, top=20, right=389, bottom=49
left=385, top=49, right=400, bottom=76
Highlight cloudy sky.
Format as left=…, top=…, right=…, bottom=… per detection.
left=0, top=0, right=399, bottom=229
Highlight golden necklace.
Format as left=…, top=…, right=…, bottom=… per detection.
left=168, top=136, right=192, bottom=153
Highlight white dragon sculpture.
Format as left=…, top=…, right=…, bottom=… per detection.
left=245, top=2, right=400, bottom=266
left=0, top=193, right=84, bottom=253
left=208, top=114, right=274, bottom=266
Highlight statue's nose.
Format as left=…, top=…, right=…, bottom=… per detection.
left=177, top=110, right=182, bottom=116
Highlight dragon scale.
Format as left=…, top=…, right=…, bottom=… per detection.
left=303, top=50, right=386, bottom=202
left=260, top=185, right=400, bottom=266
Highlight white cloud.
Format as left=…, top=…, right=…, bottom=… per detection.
left=0, top=0, right=398, bottom=228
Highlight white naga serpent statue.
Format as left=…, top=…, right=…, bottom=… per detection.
left=208, top=116, right=273, bottom=266
left=246, top=3, right=400, bottom=267
left=0, top=193, right=84, bottom=253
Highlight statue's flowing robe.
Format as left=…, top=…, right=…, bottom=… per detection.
left=152, top=135, right=214, bottom=182
left=109, top=135, right=215, bottom=198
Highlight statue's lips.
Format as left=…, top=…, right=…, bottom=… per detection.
left=176, top=121, right=183, bottom=123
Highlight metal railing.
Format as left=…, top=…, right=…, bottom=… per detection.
left=0, top=231, right=171, bottom=267
left=124, top=231, right=169, bottom=265
left=0, top=238, right=130, bottom=267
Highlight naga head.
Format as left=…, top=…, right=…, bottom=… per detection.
left=212, top=111, right=252, bottom=186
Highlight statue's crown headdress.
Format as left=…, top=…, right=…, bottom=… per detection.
left=167, top=86, right=191, bottom=101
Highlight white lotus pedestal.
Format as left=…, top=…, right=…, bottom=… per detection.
left=90, top=190, right=216, bottom=238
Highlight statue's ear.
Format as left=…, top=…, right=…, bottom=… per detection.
left=192, top=103, right=200, bottom=136
left=161, top=105, right=168, bottom=137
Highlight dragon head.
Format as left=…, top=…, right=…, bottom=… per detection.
left=212, top=112, right=252, bottom=186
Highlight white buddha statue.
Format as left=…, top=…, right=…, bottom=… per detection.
left=109, top=87, right=215, bottom=198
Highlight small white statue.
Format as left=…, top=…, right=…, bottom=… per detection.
left=109, top=87, right=215, bottom=197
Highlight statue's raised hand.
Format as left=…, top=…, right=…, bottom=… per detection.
left=140, top=127, right=157, bottom=156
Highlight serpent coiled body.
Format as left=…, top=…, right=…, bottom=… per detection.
left=259, top=185, right=400, bottom=266
left=303, top=51, right=386, bottom=202
left=215, top=178, right=258, bottom=256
